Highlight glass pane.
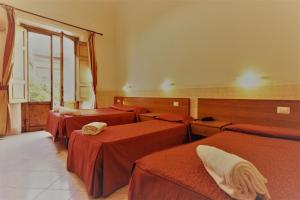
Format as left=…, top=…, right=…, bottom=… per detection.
left=52, top=36, right=61, bottom=107
left=13, top=30, right=25, bottom=79
left=63, top=36, right=76, bottom=102
left=28, top=32, right=51, bottom=102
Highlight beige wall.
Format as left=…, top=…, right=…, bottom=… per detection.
left=114, top=0, right=300, bottom=117
left=2, top=1, right=300, bottom=117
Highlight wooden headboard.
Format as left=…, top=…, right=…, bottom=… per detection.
left=198, top=98, right=300, bottom=129
left=114, top=96, right=190, bottom=116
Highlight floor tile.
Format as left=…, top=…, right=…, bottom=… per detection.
left=49, top=175, right=86, bottom=191
left=34, top=189, right=72, bottom=200
left=0, top=131, right=129, bottom=200
left=0, top=187, right=43, bottom=200
left=2, top=171, right=60, bottom=189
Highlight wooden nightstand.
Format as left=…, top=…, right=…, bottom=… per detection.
left=138, top=113, right=161, bottom=122
left=190, top=120, right=232, bottom=138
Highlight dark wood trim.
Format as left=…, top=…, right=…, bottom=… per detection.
left=50, top=35, right=53, bottom=109
left=21, top=23, right=56, bottom=36
left=74, top=39, right=77, bottom=104
left=26, top=28, right=29, bottom=102
left=1, top=3, right=103, bottom=36
left=60, top=32, right=64, bottom=106
left=27, top=101, right=51, bottom=105
left=21, top=23, right=79, bottom=41
left=114, top=96, right=190, bottom=116
left=64, top=34, right=78, bottom=42
left=197, top=98, right=300, bottom=129
left=21, top=102, right=51, bottom=132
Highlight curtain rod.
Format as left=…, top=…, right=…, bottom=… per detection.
left=0, top=3, right=103, bottom=36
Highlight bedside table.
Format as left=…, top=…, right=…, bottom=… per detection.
left=190, top=120, right=232, bottom=138
left=138, top=113, right=161, bottom=122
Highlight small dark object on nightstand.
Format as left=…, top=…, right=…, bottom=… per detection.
left=201, top=117, right=215, bottom=121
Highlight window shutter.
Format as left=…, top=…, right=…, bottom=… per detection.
left=76, top=42, right=93, bottom=108
left=9, top=26, right=28, bottom=103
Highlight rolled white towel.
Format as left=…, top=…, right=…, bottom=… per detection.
left=196, top=145, right=271, bottom=200
left=82, top=122, right=107, bottom=135
left=58, top=106, right=80, bottom=115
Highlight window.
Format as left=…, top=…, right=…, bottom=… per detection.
left=63, top=36, right=76, bottom=102
left=10, top=24, right=96, bottom=109
left=19, top=26, right=77, bottom=107
left=52, top=35, right=61, bottom=107
left=28, top=32, right=51, bottom=102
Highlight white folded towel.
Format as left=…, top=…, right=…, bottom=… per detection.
left=82, top=122, right=107, bottom=135
left=58, top=106, right=80, bottom=115
left=196, top=145, right=271, bottom=200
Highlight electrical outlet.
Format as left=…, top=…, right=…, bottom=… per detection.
left=173, top=101, right=179, bottom=107
left=276, top=106, right=290, bottom=114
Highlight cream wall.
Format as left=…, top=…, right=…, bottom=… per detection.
left=1, top=0, right=300, bottom=118
left=115, top=0, right=300, bottom=117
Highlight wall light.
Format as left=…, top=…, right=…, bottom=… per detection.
left=160, top=80, right=175, bottom=92
left=236, top=70, right=263, bottom=89
left=122, top=83, right=132, bottom=91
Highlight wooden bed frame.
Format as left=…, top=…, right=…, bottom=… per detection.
left=114, top=96, right=190, bottom=116
left=198, top=98, right=300, bottom=129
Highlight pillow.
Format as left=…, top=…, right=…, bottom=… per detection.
left=110, top=104, right=149, bottom=114
left=59, top=106, right=80, bottom=116
left=110, top=105, right=134, bottom=112
left=224, top=123, right=300, bottom=141
left=155, top=114, right=192, bottom=123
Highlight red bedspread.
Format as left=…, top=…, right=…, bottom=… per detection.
left=129, top=125, right=300, bottom=200
left=46, top=108, right=136, bottom=141
left=67, top=120, right=188, bottom=197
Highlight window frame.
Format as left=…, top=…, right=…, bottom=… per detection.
left=22, top=24, right=78, bottom=107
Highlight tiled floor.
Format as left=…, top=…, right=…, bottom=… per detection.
left=0, top=132, right=128, bottom=200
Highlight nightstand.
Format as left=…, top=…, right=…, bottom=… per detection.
left=190, top=120, right=232, bottom=138
left=138, top=113, right=161, bottom=122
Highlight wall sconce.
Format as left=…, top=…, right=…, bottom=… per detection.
left=160, top=80, right=175, bottom=91
left=122, top=83, right=132, bottom=91
left=236, top=70, right=263, bottom=89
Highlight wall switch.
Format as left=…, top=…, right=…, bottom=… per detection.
left=173, top=101, right=179, bottom=107
left=277, top=106, right=290, bottom=114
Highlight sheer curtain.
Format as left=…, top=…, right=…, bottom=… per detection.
left=88, top=32, right=98, bottom=109
left=0, top=5, right=15, bottom=135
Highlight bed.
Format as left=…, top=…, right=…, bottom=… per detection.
left=67, top=116, right=190, bottom=197
left=129, top=98, right=300, bottom=200
left=128, top=123, right=300, bottom=200
left=46, top=106, right=142, bottom=142
left=66, top=97, right=191, bottom=197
